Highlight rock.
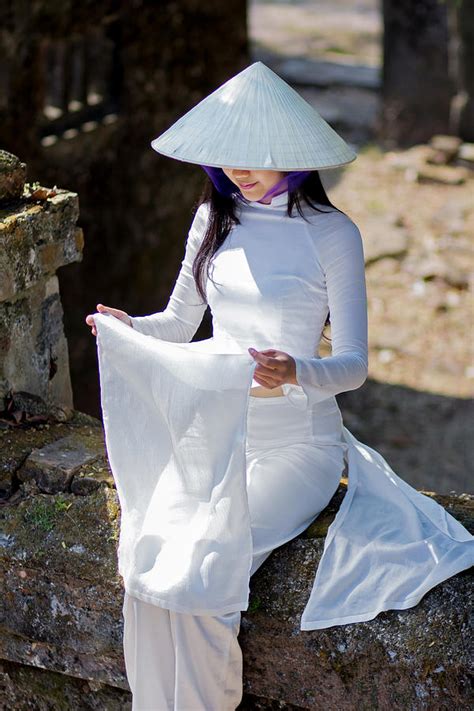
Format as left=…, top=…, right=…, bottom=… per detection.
left=0, top=189, right=82, bottom=302
left=0, top=416, right=125, bottom=703
left=0, top=659, right=131, bottom=711
left=0, top=150, right=26, bottom=204
left=415, top=255, right=469, bottom=289
left=428, top=134, right=462, bottom=163
left=70, top=475, right=102, bottom=495
left=385, top=139, right=474, bottom=185
left=3, top=391, right=50, bottom=419
left=48, top=404, right=75, bottom=422
left=361, top=216, right=410, bottom=265
left=385, top=143, right=473, bottom=183
left=0, top=413, right=98, bottom=501
left=17, top=433, right=104, bottom=494
left=0, top=484, right=127, bottom=691
left=426, top=149, right=452, bottom=166
left=385, top=144, right=433, bottom=170
left=238, top=694, right=304, bottom=710
left=457, top=142, right=474, bottom=168
left=416, top=164, right=470, bottom=185
left=0, top=408, right=114, bottom=499
left=0, top=182, right=83, bottom=413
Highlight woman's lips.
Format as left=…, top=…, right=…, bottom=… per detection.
left=238, top=181, right=257, bottom=189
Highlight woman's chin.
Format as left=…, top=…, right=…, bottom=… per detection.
left=242, top=187, right=267, bottom=201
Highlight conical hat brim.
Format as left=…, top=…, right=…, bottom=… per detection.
left=150, top=62, right=357, bottom=171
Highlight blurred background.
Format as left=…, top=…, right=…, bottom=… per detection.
left=1, top=0, right=473, bottom=493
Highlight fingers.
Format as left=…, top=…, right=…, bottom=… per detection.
left=248, top=349, right=275, bottom=366
left=255, top=364, right=281, bottom=381
left=85, top=310, right=101, bottom=336
left=85, top=314, right=96, bottom=333
left=248, top=348, right=292, bottom=387
left=250, top=352, right=283, bottom=375
left=96, top=303, right=121, bottom=316
left=252, top=362, right=283, bottom=386
left=253, top=372, right=282, bottom=388
left=86, top=304, right=131, bottom=337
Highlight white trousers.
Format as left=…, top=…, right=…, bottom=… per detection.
left=122, top=392, right=346, bottom=711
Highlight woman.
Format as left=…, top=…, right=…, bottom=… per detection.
left=87, top=63, right=474, bottom=710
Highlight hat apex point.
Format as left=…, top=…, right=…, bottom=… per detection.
left=252, top=60, right=269, bottom=72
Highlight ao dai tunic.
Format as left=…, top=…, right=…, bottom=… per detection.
left=94, top=190, right=474, bottom=630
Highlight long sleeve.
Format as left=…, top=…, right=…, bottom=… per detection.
left=129, top=203, right=209, bottom=342
left=293, top=216, right=368, bottom=406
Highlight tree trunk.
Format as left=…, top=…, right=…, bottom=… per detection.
left=380, top=0, right=454, bottom=146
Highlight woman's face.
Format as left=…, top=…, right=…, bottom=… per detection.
left=222, top=167, right=286, bottom=203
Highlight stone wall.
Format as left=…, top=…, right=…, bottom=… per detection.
left=0, top=151, right=83, bottom=450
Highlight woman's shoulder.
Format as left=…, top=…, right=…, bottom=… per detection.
left=302, top=201, right=356, bottom=227
left=192, top=200, right=211, bottom=225
left=303, top=203, right=361, bottom=241
left=301, top=204, right=364, bottom=265
left=188, top=200, right=211, bottom=242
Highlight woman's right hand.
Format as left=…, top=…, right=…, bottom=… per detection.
left=85, top=303, right=132, bottom=337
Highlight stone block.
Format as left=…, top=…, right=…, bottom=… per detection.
left=428, top=134, right=462, bottom=162
left=0, top=189, right=82, bottom=302
left=17, top=433, right=104, bottom=494
left=0, top=150, right=26, bottom=203
left=0, top=277, right=74, bottom=414
left=0, top=659, right=132, bottom=711
left=457, top=142, right=474, bottom=167
left=0, top=181, right=83, bottom=413
left=416, top=164, right=470, bottom=186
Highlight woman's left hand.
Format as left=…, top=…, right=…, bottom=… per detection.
left=248, top=347, right=298, bottom=388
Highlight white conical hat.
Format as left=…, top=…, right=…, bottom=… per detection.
left=150, top=61, right=356, bottom=171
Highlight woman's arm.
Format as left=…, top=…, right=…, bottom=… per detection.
left=129, top=204, right=209, bottom=342
left=292, top=216, right=368, bottom=406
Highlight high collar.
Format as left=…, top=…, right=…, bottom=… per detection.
left=238, top=189, right=289, bottom=210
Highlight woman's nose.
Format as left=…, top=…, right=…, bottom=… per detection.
left=232, top=169, right=249, bottom=176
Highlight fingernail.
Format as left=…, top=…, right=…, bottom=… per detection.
left=248, top=347, right=256, bottom=355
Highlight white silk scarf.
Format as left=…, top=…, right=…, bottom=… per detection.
left=95, top=313, right=474, bottom=629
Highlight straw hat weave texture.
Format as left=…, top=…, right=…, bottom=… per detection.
left=151, top=61, right=356, bottom=171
